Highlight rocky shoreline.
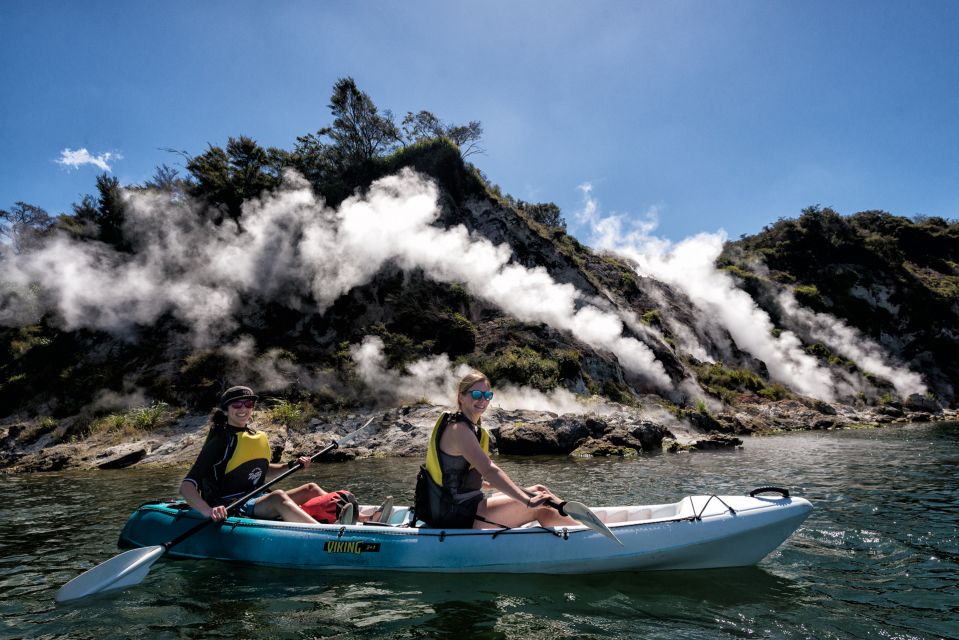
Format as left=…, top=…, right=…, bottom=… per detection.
left=2, top=394, right=955, bottom=474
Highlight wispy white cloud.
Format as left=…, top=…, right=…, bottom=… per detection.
left=57, top=148, right=120, bottom=171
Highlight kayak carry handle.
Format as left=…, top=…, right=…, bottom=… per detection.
left=749, top=487, right=790, bottom=498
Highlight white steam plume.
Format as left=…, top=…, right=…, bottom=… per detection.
left=576, top=183, right=838, bottom=400
left=0, top=169, right=670, bottom=389
left=777, top=291, right=926, bottom=398
left=350, top=336, right=613, bottom=414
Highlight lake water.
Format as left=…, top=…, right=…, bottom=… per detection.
left=2, top=422, right=957, bottom=639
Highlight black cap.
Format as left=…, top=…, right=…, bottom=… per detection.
left=219, top=386, right=259, bottom=410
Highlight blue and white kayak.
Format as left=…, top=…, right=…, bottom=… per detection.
left=118, top=491, right=812, bottom=574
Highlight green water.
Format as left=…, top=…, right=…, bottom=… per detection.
left=2, top=422, right=957, bottom=639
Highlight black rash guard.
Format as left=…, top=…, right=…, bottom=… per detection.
left=183, top=426, right=271, bottom=507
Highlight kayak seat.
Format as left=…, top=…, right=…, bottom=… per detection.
left=372, top=496, right=394, bottom=524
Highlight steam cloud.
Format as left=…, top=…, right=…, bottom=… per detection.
left=1, top=169, right=670, bottom=393
left=776, top=291, right=926, bottom=398
left=351, top=336, right=615, bottom=414
left=575, top=183, right=926, bottom=402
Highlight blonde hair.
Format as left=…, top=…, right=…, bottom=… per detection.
left=456, top=371, right=490, bottom=407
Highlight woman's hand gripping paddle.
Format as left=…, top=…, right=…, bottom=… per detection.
left=525, top=489, right=623, bottom=546
left=55, top=417, right=377, bottom=603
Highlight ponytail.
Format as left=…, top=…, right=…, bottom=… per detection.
left=204, top=409, right=228, bottom=440
left=211, top=408, right=228, bottom=428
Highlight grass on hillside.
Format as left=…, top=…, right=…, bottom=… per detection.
left=86, top=402, right=185, bottom=441
left=692, top=362, right=791, bottom=405
left=263, top=398, right=318, bottom=430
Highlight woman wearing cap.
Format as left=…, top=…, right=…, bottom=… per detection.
left=416, top=371, right=576, bottom=530
left=180, top=386, right=350, bottom=524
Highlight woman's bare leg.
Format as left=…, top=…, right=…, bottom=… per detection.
left=474, top=493, right=576, bottom=529
left=283, top=483, right=326, bottom=505
left=252, top=489, right=318, bottom=523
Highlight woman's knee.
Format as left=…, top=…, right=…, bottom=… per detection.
left=268, top=489, right=298, bottom=507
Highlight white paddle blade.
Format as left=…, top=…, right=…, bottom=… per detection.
left=564, top=501, right=624, bottom=546
left=55, top=545, right=166, bottom=603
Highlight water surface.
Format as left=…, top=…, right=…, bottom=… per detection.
left=2, top=422, right=957, bottom=639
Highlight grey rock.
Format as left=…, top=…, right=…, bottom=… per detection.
left=97, top=444, right=148, bottom=470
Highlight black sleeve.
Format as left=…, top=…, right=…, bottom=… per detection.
left=183, top=431, right=225, bottom=489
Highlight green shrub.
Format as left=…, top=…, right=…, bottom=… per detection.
left=475, top=346, right=561, bottom=392
left=794, top=284, right=825, bottom=308
left=128, top=403, right=171, bottom=430
left=266, top=398, right=314, bottom=428
left=89, top=413, right=128, bottom=435
left=758, top=384, right=790, bottom=401
left=555, top=349, right=582, bottom=381
left=9, top=325, right=53, bottom=357
left=641, top=310, right=664, bottom=329
left=805, top=343, right=832, bottom=359
left=88, top=402, right=183, bottom=439
left=693, top=362, right=790, bottom=403
left=601, top=381, right=635, bottom=405
left=697, top=363, right=765, bottom=393
left=722, top=264, right=761, bottom=284
left=437, top=313, right=477, bottom=356
left=716, top=388, right=738, bottom=406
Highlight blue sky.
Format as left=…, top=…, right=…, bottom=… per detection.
left=2, top=0, right=958, bottom=243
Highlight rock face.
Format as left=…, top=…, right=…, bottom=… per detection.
left=494, top=417, right=595, bottom=455
left=494, top=414, right=672, bottom=456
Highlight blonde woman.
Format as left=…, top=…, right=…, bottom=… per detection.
left=416, top=372, right=576, bottom=529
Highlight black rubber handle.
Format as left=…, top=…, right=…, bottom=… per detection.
left=749, top=487, right=790, bottom=498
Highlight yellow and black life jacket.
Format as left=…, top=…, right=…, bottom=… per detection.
left=424, top=411, right=490, bottom=488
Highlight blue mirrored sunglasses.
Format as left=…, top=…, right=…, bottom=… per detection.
left=467, top=390, right=494, bottom=400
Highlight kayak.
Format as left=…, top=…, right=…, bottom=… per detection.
left=117, top=489, right=812, bottom=574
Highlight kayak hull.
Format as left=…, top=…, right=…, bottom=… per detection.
left=118, top=494, right=812, bottom=574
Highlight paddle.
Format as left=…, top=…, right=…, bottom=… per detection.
left=55, top=416, right=377, bottom=603
left=524, top=489, right=624, bottom=546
